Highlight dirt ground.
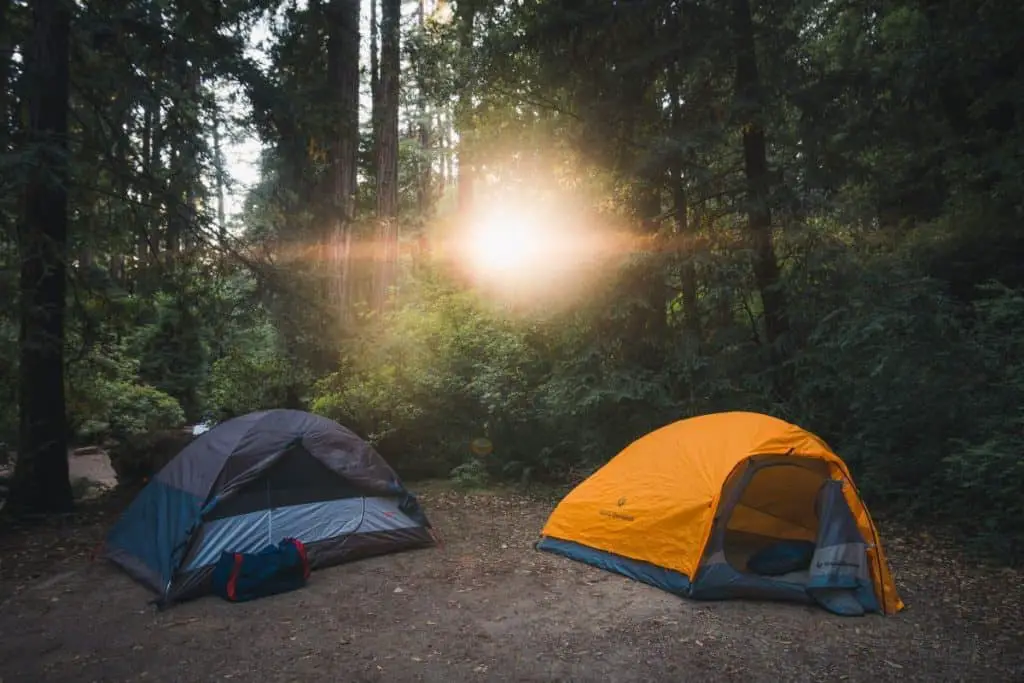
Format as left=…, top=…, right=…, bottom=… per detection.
left=1, top=481, right=1023, bottom=682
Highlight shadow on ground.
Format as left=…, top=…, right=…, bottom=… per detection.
left=0, top=481, right=1022, bottom=682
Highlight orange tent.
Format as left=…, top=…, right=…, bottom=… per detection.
left=538, top=411, right=903, bottom=615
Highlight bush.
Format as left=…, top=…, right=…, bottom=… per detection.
left=67, top=341, right=186, bottom=445
left=311, top=275, right=687, bottom=482
left=107, top=428, right=195, bottom=486
left=311, top=226, right=1024, bottom=555
left=107, top=384, right=188, bottom=439
left=205, top=347, right=312, bottom=420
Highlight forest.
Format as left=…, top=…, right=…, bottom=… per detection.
left=2, top=0, right=1022, bottom=559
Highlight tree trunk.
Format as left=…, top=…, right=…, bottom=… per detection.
left=327, top=0, right=360, bottom=319
left=1, top=0, right=13, bottom=246
left=376, top=0, right=399, bottom=220
left=0, top=0, right=11, bottom=148
left=179, top=64, right=200, bottom=253
left=368, top=0, right=380, bottom=181
left=733, top=0, right=790, bottom=361
left=416, top=0, right=432, bottom=216
left=135, top=98, right=161, bottom=296
left=212, top=115, right=227, bottom=242
left=630, top=180, right=668, bottom=358
left=440, top=110, right=452, bottom=189
left=373, top=0, right=400, bottom=310
left=454, top=5, right=476, bottom=213
left=667, top=61, right=701, bottom=342
left=12, top=0, right=73, bottom=513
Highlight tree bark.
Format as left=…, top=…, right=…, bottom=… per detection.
left=13, top=0, right=73, bottom=513
left=373, top=0, right=400, bottom=310
left=667, top=61, right=701, bottom=342
left=454, top=4, right=476, bottom=213
left=0, top=0, right=11, bottom=149
left=376, top=0, right=399, bottom=219
left=416, top=0, right=432, bottom=216
left=327, top=0, right=360, bottom=318
left=212, top=115, right=227, bottom=242
left=733, top=0, right=790, bottom=360
left=369, top=0, right=380, bottom=181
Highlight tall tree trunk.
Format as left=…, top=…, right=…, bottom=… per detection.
left=137, top=99, right=162, bottom=287
left=416, top=0, right=432, bottom=216
left=166, top=148, right=182, bottom=261
left=180, top=64, right=200, bottom=253
left=667, top=61, right=701, bottom=342
left=1, top=0, right=13, bottom=245
left=369, top=0, right=380, bottom=182
left=108, top=88, right=132, bottom=286
left=212, top=115, right=227, bottom=242
left=327, top=0, right=360, bottom=321
left=628, top=179, right=668, bottom=363
left=454, top=5, right=475, bottom=213
left=439, top=110, right=451, bottom=189
left=0, top=0, right=11, bottom=148
left=373, top=0, right=400, bottom=310
left=376, top=0, right=399, bottom=220
left=13, top=0, right=73, bottom=513
left=733, top=0, right=790, bottom=365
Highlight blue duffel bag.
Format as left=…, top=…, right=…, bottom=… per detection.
left=210, top=537, right=311, bottom=602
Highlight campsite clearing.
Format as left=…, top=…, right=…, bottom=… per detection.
left=1, top=482, right=1022, bottom=682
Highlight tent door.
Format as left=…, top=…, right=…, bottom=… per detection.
left=690, top=456, right=881, bottom=615
left=805, top=479, right=879, bottom=615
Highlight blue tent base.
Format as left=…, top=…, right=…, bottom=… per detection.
left=537, top=535, right=880, bottom=616
left=102, top=410, right=435, bottom=607
left=536, top=537, right=692, bottom=595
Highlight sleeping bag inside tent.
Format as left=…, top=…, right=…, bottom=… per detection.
left=103, top=409, right=434, bottom=607
left=537, top=411, right=903, bottom=616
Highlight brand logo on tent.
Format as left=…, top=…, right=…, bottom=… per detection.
left=617, top=497, right=627, bottom=507
left=816, top=560, right=860, bottom=569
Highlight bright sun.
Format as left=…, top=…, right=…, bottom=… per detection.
left=454, top=194, right=613, bottom=302
left=466, top=210, right=546, bottom=274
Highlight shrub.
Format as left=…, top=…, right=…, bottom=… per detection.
left=205, top=348, right=312, bottom=420
left=67, top=341, right=186, bottom=445
left=107, top=428, right=194, bottom=486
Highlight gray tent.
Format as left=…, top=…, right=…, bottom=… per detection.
left=103, top=409, right=434, bottom=606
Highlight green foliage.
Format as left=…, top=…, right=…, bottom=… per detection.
left=99, top=384, right=186, bottom=443
left=135, top=291, right=211, bottom=421
left=312, top=219, right=1024, bottom=558
left=449, top=458, right=489, bottom=489
left=311, top=269, right=696, bottom=483
left=206, top=344, right=313, bottom=420
left=107, top=429, right=194, bottom=487
left=66, top=340, right=185, bottom=444
left=3, top=0, right=1018, bottom=561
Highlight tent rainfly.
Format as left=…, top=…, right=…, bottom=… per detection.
left=103, top=409, right=434, bottom=607
left=538, top=411, right=903, bottom=616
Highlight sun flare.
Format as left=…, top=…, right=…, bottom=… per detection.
left=465, top=210, right=546, bottom=273
left=451, top=193, right=618, bottom=305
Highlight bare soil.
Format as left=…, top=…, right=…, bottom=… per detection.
left=1, top=481, right=1022, bottom=682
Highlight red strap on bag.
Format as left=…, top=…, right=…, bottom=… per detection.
left=226, top=552, right=243, bottom=601
left=291, top=539, right=310, bottom=579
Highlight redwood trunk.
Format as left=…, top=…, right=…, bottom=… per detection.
left=733, top=0, right=789, bottom=356
left=13, top=0, right=73, bottom=513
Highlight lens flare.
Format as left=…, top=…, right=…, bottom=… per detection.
left=465, top=211, right=546, bottom=274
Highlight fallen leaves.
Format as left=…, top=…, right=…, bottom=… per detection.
left=1, top=482, right=1023, bottom=682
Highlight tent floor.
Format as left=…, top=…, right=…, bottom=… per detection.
left=723, top=530, right=813, bottom=585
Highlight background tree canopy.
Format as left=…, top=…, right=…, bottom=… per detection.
left=2, top=0, right=1022, bottom=557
